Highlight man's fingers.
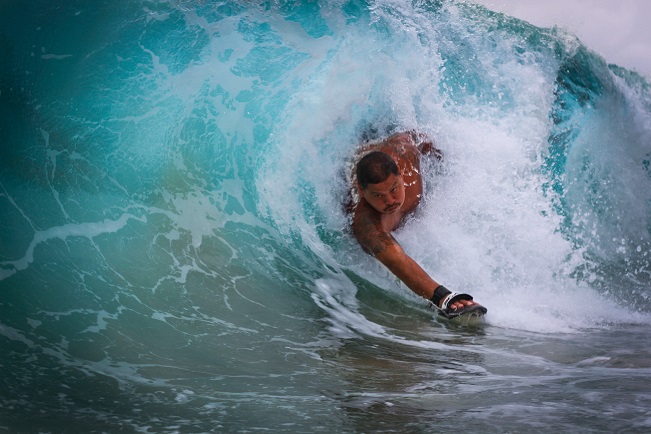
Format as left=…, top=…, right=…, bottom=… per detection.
left=451, top=300, right=476, bottom=309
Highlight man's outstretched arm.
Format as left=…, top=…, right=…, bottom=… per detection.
left=352, top=213, right=439, bottom=299
left=376, top=243, right=441, bottom=300
left=352, top=214, right=476, bottom=309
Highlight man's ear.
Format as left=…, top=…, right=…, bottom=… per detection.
left=355, top=182, right=364, bottom=196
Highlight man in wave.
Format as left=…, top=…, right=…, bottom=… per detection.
left=349, top=131, right=486, bottom=319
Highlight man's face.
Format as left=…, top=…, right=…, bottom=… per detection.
left=360, top=173, right=405, bottom=214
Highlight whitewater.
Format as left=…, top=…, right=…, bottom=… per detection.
left=1, top=0, right=650, bottom=432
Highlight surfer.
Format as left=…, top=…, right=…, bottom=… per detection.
left=348, top=131, right=487, bottom=319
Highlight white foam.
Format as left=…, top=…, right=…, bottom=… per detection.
left=252, top=0, right=651, bottom=334
left=0, top=213, right=146, bottom=280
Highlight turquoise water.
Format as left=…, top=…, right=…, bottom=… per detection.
left=1, top=1, right=651, bottom=432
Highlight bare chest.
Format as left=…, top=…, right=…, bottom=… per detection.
left=382, top=182, right=422, bottom=232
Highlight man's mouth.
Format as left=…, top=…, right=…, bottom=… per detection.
left=385, top=204, right=400, bottom=212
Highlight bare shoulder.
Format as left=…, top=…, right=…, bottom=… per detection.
left=407, top=130, right=442, bottom=160
left=385, top=132, right=418, bottom=152
left=378, top=132, right=420, bottom=166
left=352, top=204, right=397, bottom=256
left=355, top=131, right=424, bottom=158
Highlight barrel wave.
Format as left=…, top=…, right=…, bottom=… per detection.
left=1, top=1, right=650, bottom=432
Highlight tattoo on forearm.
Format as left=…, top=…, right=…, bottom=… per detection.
left=354, top=216, right=396, bottom=256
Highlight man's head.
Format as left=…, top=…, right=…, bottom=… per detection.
left=356, top=151, right=398, bottom=189
left=356, top=151, right=405, bottom=214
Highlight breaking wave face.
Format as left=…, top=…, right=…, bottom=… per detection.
left=1, top=0, right=651, bottom=432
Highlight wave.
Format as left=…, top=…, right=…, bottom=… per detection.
left=1, top=0, right=651, bottom=393
left=2, top=1, right=650, bottom=337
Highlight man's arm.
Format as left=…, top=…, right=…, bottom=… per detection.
left=376, top=243, right=441, bottom=300
left=352, top=212, right=440, bottom=299
left=352, top=211, right=478, bottom=310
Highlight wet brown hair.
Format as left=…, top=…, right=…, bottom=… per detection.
left=356, top=151, right=399, bottom=189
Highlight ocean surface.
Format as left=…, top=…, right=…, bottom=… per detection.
left=1, top=1, right=651, bottom=432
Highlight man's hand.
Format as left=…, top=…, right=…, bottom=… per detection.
left=447, top=298, right=480, bottom=310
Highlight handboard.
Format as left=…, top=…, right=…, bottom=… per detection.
left=447, top=309, right=486, bottom=326
left=430, top=301, right=487, bottom=325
